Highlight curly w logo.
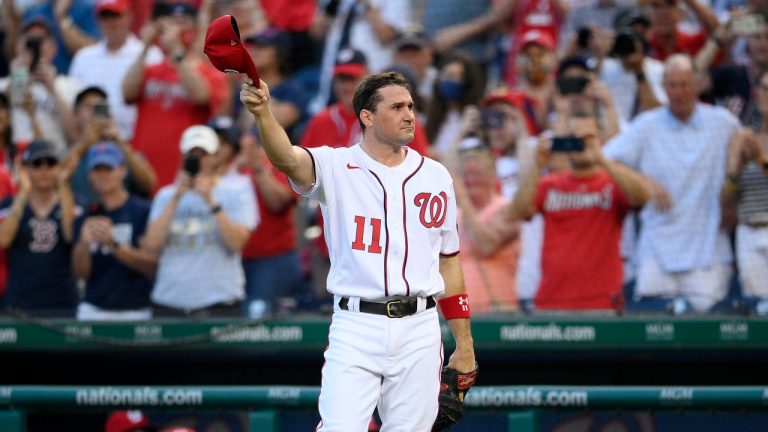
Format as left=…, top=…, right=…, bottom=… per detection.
left=414, top=192, right=448, bottom=228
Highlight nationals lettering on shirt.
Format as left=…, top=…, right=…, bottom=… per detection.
left=533, top=171, right=631, bottom=310
left=542, top=185, right=614, bottom=212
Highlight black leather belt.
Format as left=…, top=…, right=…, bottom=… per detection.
left=338, top=296, right=436, bottom=318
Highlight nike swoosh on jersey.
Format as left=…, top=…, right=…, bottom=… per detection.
left=346, top=163, right=361, bottom=170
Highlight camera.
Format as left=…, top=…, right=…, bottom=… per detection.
left=611, top=32, right=638, bottom=57
left=576, top=27, right=592, bottom=49
left=89, top=203, right=108, bottom=217
left=551, top=135, right=585, bottom=152
left=183, top=154, right=200, bottom=177
left=482, top=109, right=506, bottom=129
left=556, top=75, right=590, bottom=96
left=25, top=37, right=43, bottom=72
left=152, top=2, right=169, bottom=18
left=93, top=101, right=110, bottom=118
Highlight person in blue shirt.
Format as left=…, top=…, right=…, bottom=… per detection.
left=72, top=141, right=156, bottom=321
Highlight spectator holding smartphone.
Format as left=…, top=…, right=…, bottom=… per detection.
left=600, top=30, right=667, bottom=129
left=0, top=16, right=81, bottom=151
left=143, top=125, right=258, bottom=318
left=553, top=56, right=620, bottom=141
left=512, top=110, right=651, bottom=311
left=72, top=142, right=156, bottom=321
left=122, top=1, right=229, bottom=189
left=65, top=86, right=157, bottom=204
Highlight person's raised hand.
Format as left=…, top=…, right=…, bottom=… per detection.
left=240, top=77, right=272, bottom=118
left=650, top=180, right=673, bottom=212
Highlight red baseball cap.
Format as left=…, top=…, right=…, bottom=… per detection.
left=333, top=48, right=368, bottom=78
left=96, top=0, right=130, bottom=14
left=484, top=89, right=527, bottom=113
left=519, top=30, right=556, bottom=51
left=105, top=410, right=154, bottom=432
left=483, top=89, right=538, bottom=135
left=203, top=15, right=260, bottom=83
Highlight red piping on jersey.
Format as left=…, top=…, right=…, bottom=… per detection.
left=440, top=250, right=460, bottom=257
left=401, top=155, right=425, bottom=296
left=368, top=170, right=390, bottom=296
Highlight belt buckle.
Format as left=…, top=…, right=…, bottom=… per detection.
left=386, top=299, right=405, bottom=318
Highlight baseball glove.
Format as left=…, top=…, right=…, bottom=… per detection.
left=432, top=363, right=478, bottom=431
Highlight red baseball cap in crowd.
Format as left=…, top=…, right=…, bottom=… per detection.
left=484, top=89, right=527, bottom=113
left=519, top=29, right=556, bottom=51
left=105, top=410, right=155, bottom=432
left=203, top=15, right=260, bottom=83
left=483, top=88, right=538, bottom=135
left=333, top=48, right=368, bottom=78
left=96, top=0, right=131, bottom=14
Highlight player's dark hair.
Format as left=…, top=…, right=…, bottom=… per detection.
left=353, top=72, right=412, bottom=130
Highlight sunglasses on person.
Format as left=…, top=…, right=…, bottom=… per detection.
left=28, top=157, right=58, bottom=168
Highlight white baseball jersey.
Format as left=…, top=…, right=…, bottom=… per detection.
left=293, top=144, right=460, bottom=300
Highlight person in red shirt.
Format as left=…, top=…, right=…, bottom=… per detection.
left=122, top=1, right=228, bottom=189
left=512, top=110, right=651, bottom=311
left=647, top=0, right=720, bottom=61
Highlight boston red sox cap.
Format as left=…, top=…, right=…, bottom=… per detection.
left=204, top=15, right=260, bottom=83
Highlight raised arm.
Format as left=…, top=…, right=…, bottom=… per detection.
left=240, top=78, right=314, bottom=190
left=594, top=144, right=652, bottom=208
left=512, top=138, right=549, bottom=220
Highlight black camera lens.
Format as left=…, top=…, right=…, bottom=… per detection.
left=577, top=27, right=592, bottom=49
left=611, top=32, right=639, bottom=57
left=25, top=37, right=43, bottom=71
left=482, top=110, right=506, bottom=129
left=183, top=154, right=200, bottom=177
left=556, top=76, right=590, bottom=96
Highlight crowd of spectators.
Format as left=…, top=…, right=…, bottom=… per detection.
left=0, top=0, right=766, bottom=319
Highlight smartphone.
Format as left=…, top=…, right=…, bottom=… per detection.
left=152, top=2, right=169, bottom=18
left=611, top=32, right=637, bottom=57
left=25, top=37, right=42, bottom=72
left=577, top=27, right=592, bottom=49
left=93, top=101, right=110, bottom=118
left=9, top=68, right=29, bottom=105
left=482, top=109, right=506, bottom=129
left=551, top=136, right=585, bottom=152
left=183, top=154, right=200, bottom=177
left=557, top=75, right=590, bottom=96
left=733, top=14, right=766, bottom=36
left=89, top=203, right=108, bottom=217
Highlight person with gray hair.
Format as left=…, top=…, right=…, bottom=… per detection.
left=604, top=54, right=741, bottom=313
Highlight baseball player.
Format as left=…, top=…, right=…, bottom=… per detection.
left=240, top=72, right=477, bottom=431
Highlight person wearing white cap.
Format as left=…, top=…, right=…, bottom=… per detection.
left=142, top=125, right=258, bottom=317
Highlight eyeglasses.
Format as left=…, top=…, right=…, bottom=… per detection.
left=29, top=157, right=58, bottom=168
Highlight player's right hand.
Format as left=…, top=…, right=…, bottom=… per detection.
left=240, top=77, right=271, bottom=117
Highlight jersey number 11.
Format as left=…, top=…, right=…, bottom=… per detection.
left=351, top=216, right=383, bottom=254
